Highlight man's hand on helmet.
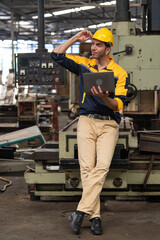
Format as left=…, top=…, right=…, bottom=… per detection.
left=75, top=30, right=93, bottom=42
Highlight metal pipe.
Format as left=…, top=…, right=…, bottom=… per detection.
left=38, top=0, right=45, bottom=50
left=12, top=3, right=141, bottom=9
left=114, top=0, right=131, bottom=22
left=11, top=10, right=14, bottom=69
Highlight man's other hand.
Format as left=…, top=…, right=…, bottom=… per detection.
left=91, top=86, right=109, bottom=99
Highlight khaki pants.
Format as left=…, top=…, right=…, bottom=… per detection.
left=77, top=115, right=119, bottom=219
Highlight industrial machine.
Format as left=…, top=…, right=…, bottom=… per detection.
left=111, top=0, right=160, bottom=130
left=24, top=0, right=160, bottom=200
left=16, top=52, right=66, bottom=86
left=25, top=117, right=160, bottom=200
left=0, top=69, right=18, bottom=129
left=13, top=0, right=68, bottom=135
left=17, top=88, right=58, bottom=140
left=0, top=125, right=45, bottom=149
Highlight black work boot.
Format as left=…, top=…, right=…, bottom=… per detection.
left=68, top=211, right=84, bottom=234
left=90, top=217, right=103, bottom=235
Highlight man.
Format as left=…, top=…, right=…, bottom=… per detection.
left=50, top=28, right=128, bottom=235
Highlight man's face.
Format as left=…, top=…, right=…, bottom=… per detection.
left=91, top=39, right=110, bottom=59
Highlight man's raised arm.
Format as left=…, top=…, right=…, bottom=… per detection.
left=53, top=30, right=93, bottom=54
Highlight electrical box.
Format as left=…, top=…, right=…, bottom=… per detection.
left=16, top=52, right=67, bottom=85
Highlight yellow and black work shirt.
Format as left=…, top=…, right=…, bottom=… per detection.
left=50, top=52, right=128, bottom=124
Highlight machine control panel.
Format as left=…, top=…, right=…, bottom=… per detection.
left=17, top=52, right=66, bottom=85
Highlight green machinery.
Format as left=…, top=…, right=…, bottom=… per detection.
left=111, top=0, right=160, bottom=130
left=24, top=117, right=160, bottom=200
left=24, top=0, right=160, bottom=199
left=111, top=20, right=160, bottom=130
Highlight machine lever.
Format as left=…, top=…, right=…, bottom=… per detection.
left=143, top=154, right=155, bottom=189
left=113, top=46, right=133, bottom=56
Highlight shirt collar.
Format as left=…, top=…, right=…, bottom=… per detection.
left=88, top=55, right=114, bottom=70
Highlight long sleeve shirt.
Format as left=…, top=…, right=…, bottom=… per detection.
left=50, top=52, right=128, bottom=124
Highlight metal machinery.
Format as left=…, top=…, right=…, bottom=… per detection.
left=0, top=0, right=66, bottom=173
left=14, top=0, right=67, bottom=137
left=16, top=52, right=66, bottom=139
left=24, top=0, right=160, bottom=200
left=112, top=0, right=160, bottom=131
left=0, top=69, right=18, bottom=130
left=0, top=0, right=65, bottom=173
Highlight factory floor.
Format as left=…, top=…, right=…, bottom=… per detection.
left=1, top=175, right=160, bottom=240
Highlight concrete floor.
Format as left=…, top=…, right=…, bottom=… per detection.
left=1, top=175, right=160, bottom=240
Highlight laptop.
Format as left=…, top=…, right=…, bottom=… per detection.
left=83, top=72, right=115, bottom=94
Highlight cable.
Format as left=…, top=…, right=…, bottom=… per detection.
left=0, top=177, right=12, bottom=193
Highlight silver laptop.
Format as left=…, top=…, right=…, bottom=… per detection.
left=83, top=72, right=115, bottom=94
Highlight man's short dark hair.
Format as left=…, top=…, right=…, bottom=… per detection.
left=105, top=42, right=111, bottom=48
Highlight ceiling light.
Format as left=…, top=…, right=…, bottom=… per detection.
left=0, top=16, right=10, bottom=20
left=79, top=6, right=95, bottom=11
left=32, top=16, right=38, bottom=19
left=88, top=25, right=97, bottom=29
left=100, top=1, right=116, bottom=6
left=44, top=13, right=52, bottom=18
left=20, top=24, right=34, bottom=29
left=53, top=6, right=95, bottom=16
left=64, top=27, right=85, bottom=33
left=30, top=28, right=38, bottom=32
left=19, top=32, right=31, bottom=35
left=19, top=21, right=32, bottom=26
left=100, top=0, right=134, bottom=5
left=88, top=22, right=112, bottom=29
left=53, top=9, right=76, bottom=16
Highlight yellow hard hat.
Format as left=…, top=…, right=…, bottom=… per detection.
left=92, top=28, right=114, bottom=46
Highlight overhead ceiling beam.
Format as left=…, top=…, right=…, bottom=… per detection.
left=46, top=16, right=113, bottom=21
left=0, top=20, right=11, bottom=29
left=0, top=3, right=34, bottom=21
left=11, top=3, right=140, bottom=9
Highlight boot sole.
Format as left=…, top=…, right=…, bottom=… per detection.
left=91, top=229, right=103, bottom=235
